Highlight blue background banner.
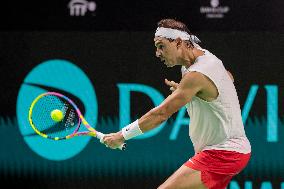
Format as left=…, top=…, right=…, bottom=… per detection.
left=0, top=30, right=283, bottom=188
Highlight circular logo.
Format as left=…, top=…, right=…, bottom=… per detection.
left=210, top=0, right=219, bottom=8
left=16, top=59, right=98, bottom=161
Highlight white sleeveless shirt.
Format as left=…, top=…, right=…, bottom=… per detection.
left=181, top=49, right=251, bottom=154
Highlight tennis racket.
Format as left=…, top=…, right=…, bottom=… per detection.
left=28, top=91, right=126, bottom=150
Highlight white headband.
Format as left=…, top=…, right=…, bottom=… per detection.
left=155, top=27, right=201, bottom=44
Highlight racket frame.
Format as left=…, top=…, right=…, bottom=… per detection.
left=29, top=92, right=126, bottom=150
left=29, top=92, right=98, bottom=140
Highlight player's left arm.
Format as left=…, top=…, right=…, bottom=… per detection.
left=103, top=72, right=205, bottom=149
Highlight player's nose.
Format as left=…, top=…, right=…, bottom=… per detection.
left=156, top=50, right=161, bottom=58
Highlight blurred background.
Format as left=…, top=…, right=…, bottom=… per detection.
left=0, top=0, right=284, bottom=188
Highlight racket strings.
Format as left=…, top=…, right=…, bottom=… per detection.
left=31, top=95, right=79, bottom=138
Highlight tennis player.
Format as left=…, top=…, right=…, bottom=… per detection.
left=103, top=18, right=251, bottom=189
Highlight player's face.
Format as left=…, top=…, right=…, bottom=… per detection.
left=154, top=37, right=179, bottom=67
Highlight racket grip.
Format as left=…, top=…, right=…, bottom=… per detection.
left=96, top=132, right=126, bottom=151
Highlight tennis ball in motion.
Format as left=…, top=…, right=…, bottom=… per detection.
left=50, top=109, right=64, bottom=122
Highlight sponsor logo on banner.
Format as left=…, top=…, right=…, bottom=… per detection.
left=68, top=0, right=96, bottom=16
left=200, top=0, right=230, bottom=19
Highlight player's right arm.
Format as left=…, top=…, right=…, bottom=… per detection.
left=135, top=72, right=204, bottom=132
left=103, top=72, right=206, bottom=149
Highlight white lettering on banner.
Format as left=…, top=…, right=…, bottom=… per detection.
left=200, top=0, right=230, bottom=19
left=68, top=0, right=96, bottom=16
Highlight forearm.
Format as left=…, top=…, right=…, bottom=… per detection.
left=121, top=85, right=194, bottom=140
left=103, top=107, right=169, bottom=148
left=121, top=105, right=171, bottom=140
left=138, top=107, right=168, bottom=133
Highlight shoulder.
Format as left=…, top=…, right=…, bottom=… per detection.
left=226, top=70, right=234, bottom=82
left=182, top=71, right=204, bottom=81
left=179, top=71, right=207, bottom=91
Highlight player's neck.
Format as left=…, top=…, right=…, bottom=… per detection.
left=182, top=47, right=202, bottom=68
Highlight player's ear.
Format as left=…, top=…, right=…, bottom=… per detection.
left=175, top=38, right=182, bottom=48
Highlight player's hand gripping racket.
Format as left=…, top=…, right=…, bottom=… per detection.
left=28, top=92, right=126, bottom=150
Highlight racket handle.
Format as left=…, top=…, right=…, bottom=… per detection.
left=96, top=132, right=126, bottom=151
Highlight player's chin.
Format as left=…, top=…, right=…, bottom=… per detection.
left=165, top=63, right=174, bottom=68
left=163, top=61, right=170, bottom=67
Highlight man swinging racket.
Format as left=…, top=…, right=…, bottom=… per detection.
left=103, top=18, right=251, bottom=189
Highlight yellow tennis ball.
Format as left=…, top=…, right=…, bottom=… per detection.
left=50, top=109, right=64, bottom=122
